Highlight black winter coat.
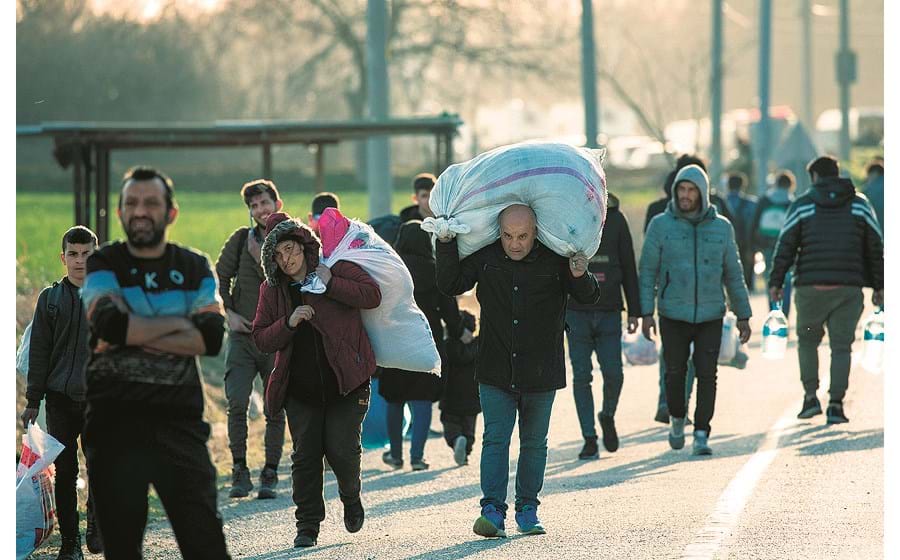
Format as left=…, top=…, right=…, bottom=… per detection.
left=769, top=176, right=883, bottom=290
left=439, top=336, right=480, bottom=415
left=436, top=238, right=601, bottom=393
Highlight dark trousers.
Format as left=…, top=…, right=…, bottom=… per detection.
left=45, top=392, right=93, bottom=541
left=659, top=317, right=723, bottom=434
left=284, top=388, right=369, bottom=536
left=84, top=413, right=229, bottom=560
left=440, top=411, right=478, bottom=455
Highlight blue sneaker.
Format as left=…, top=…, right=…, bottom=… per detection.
left=515, top=505, right=546, bottom=535
left=473, top=504, right=507, bottom=538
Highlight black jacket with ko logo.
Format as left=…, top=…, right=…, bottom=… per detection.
left=436, top=237, right=600, bottom=393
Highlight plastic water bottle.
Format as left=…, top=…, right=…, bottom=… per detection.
left=762, top=306, right=789, bottom=360
left=861, top=308, right=885, bottom=374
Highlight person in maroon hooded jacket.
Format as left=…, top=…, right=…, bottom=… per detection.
left=252, top=212, right=382, bottom=549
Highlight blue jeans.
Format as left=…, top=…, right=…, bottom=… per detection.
left=763, top=247, right=792, bottom=317
left=387, top=401, right=431, bottom=462
left=565, top=309, right=625, bottom=438
left=658, top=345, right=694, bottom=411
left=478, top=383, right=555, bottom=516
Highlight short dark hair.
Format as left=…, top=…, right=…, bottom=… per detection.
left=61, top=225, right=98, bottom=251
left=806, top=156, right=839, bottom=180
left=311, top=192, right=340, bottom=216
left=865, top=159, right=884, bottom=177
left=120, top=166, right=175, bottom=210
left=727, top=172, right=748, bottom=191
left=240, top=179, right=281, bottom=206
left=413, top=173, right=436, bottom=193
left=676, top=154, right=708, bottom=173
left=775, top=170, right=796, bottom=190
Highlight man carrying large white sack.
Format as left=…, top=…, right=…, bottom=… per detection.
left=423, top=141, right=606, bottom=537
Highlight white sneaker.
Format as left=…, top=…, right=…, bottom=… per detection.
left=453, top=435, right=468, bottom=466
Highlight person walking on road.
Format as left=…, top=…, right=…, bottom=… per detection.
left=768, top=156, right=884, bottom=424
left=215, top=179, right=287, bottom=500
left=752, top=170, right=797, bottom=316
left=20, top=226, right=102, bottom=560
left=640, top=164, right=752, bottom=456
left=307, top=192, right=341, bottom=236
left=399, top=172, right=437, bottom=222
left=81, top=167, right=230, bottom=559
left=436, top=204, right=600, bottom=538
left=724, top=172, right=758, bottom=293
left=253, top=213, right=381, bottom=548
left=565, top=192, right=640, bottom=460
left=439, top=310, right=481, bottom=466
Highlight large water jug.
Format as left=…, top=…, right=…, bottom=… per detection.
left=861, top=308, right=884, bottom=374
left=762, top=307, right=789, bottom=360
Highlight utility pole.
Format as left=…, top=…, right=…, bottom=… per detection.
left=581, top=0, right=599, bottom=148
left=366, top=0, right=392, bottom=218
left=755, top=0, right=772, bottom=195
left=837, top=0, right=856, bottom=161
left=710, top=0, right=724, bottom=184
left=800, top=0, right=814, bottom=131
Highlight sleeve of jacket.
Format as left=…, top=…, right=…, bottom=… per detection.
left=251, top=283, right=295, bottom=354
left=435, top=238, right=480, bottom=296
left=618, top=214, right=641, bottom=316
left=325, top=261, right=382, bottom=309
left=749, top=199, right=765, bottom=251
left=768, top=200, right=803, bottom=289
left=214, top=228, right=243, bottom=312
left=638, top=219, right=663, bottom=316
left=438, top=292, right=463, bottom=339
left=722, top=222, right=753, bottom=320
left=859, top=197, right=885, bottom=290
left=566, top=266, right=601, bottom=304
left=24, top=288, right=52, bottom=408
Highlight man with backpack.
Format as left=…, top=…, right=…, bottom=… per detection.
left=752, top=171, right=796, bottom=316
left=20, top=226, right=102, bottom=560
left=215, top=179, right=287, bottom=499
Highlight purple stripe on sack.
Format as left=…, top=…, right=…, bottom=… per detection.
left=459, top=166, right=605, bottom=209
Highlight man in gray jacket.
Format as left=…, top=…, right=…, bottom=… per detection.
left=639, top=165, right=752, bottom=455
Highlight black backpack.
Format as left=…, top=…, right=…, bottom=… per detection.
left=367, top=214, right=403, bottom=247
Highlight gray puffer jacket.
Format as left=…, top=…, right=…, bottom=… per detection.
left=639, top=165, right=752, bottom=324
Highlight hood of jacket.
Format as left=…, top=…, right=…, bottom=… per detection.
left=260, top=213, right=321, bottom=286
left=607, top=192, right=620, bottom=213
left=809, top=176, right=855, bottom=208
left=667, top=164, right=715, bottom=222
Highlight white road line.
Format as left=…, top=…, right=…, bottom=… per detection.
left=681, top=405, right=798, bottom=560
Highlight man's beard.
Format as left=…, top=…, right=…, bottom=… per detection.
left=125, top=218, right=166, bottom=248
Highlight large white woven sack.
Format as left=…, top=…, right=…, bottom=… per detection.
left=422, top=142, right=608, bottom=259
left=321, top=220, right=441, bottom=374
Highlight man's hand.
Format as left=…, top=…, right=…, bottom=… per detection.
left=316, top=264, right=333, bottom=286
left=569, top=253, right=588, bottom=278
left=21, top=407, right=38, bottom=429
left=768, top=286, right=784, bottom=306
left=226, top=309, right=252, bottom=334
left=627, top=316, right=639, bottom=334
left=288, top=305, right=315, bottom=328
left=736, top=319, right=752, bottom=344
left=641, top=315, right=657, bottom=341
left=873, top=289, right=884, bottom=308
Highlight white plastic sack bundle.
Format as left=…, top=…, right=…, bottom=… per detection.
left=718, top=313, right=738, bottom=364
left=314, top=214, right=441, bottom=374
left=622, top=331, right=659, bottom=366
left=422, top=141, right=608, bottom=259
left=16, top=423, right=65, bottom=560
left=16, top=321, right=32, bottom=376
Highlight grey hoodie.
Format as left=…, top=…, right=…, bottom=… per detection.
left=639, top=165, right=752, bottom=323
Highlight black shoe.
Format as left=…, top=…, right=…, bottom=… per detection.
left=258, top=466, right=278, bottom=499
left=344, top=499, right=365, bottom=533
left=654, top=406, right=670, bottom=424
left=578, top=436, right=599, bottom=460
left=598, top=414, right=619, bottom=452
left=382, top=451, right=403, bottom=469
left=826, top=402, right=849, bottom=424
left=55, top=537, right=84, bottom=560
left=293, top=530, right=318, bottom=548
left=85, top=505, right=103, bottom=554
left=797, top=396, right=823, bottom=419
left=229, top=463, right=253, bottom=498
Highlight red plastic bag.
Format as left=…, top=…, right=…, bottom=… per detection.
left=16, top=423, right=64, bottom=560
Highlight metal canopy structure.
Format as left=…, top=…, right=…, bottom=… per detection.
left=16, top=115, right=463, bottom=242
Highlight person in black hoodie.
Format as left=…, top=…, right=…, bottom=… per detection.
left=565, top=193, right=640, bottom=459
left=769, top=156, right=884, bottom=424
left=20, top=226, right=102, bottom=560
left=440, top=309, right=480, bottom=466
left=379, top=220, right=461, bottom=471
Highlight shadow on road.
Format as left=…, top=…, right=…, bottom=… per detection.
left=242, top=542, right=348, bottom=559
left=403, top=536, right=512, bottom=560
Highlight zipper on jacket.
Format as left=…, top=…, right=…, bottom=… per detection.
left=693, top=225, right=699, bottom=323
left=661, top=271, right=671, bottom=299
left=62, top=285, right=82, bottom=398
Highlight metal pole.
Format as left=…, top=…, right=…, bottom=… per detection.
left=838, top=0, right=853, bottom=161
left=314, top=144, right=325, bottom=193
left=756, top=0, right=772, bottom=195
left=366, top=0, right=392, bottom=219
left=801, top=0, right=814, bottom=131
left=710, top=0, right=724, bottom=184
left=73, top=151, right=84, bottom=226
left=581, top=0, right=599, bottom=148
left=262, top=144, right=272, bottom=179
left=96, top=149, right=110, bottom=243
